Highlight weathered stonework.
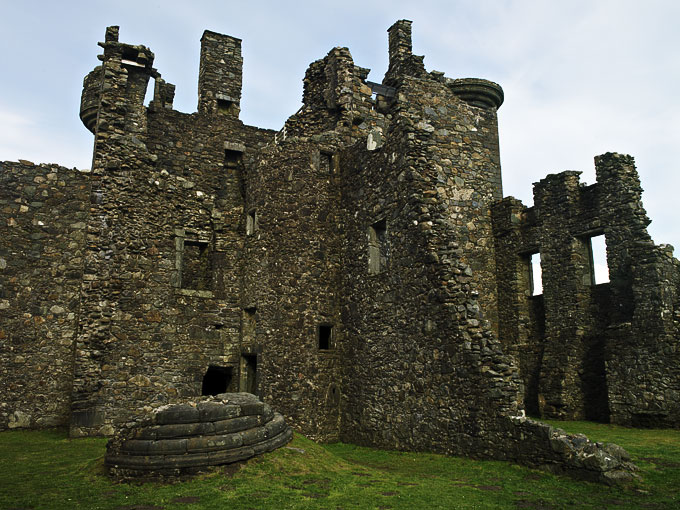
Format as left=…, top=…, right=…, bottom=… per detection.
left=493, top=154, right=680, bottom=427
left=0, top=161, right=89, bottom=429
left=0, top=20, right=675, bottom=483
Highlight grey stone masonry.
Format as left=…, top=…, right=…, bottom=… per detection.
left=0, top=161, right=89, bottom=430
left=493, top=153, right=680, bottom=427
left=4, top=20, right=677, bottom=484
left=198, top=31, right=243, bottom=117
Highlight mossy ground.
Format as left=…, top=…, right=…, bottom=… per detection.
left=0, top=421, right=678, bottom=509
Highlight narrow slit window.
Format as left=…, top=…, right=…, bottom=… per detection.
left=240, top=354, right=258, bottom=395
left=144, top=77, right=155, bottom=106
left=589, top=234, right=610, bottom=284
left=529, top=252, right=543, bottom=296
left=246, top=209, right=258, bottom=235
left=368, top=219, right=388, bottom=274
left=318, top=324, right=333, bottom=350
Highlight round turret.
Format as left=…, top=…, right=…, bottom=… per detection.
left=449, top=78, right=504, bottom=109
left=80, top=66, right=102, bottom=134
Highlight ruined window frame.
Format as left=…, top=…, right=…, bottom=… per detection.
left=174, top=228, right=215, bottom=297
left=527, top=251, right=543, bottom=297
left=579, top=231, right=610, bottom=286
left=182, top=240, right=212, bottom=289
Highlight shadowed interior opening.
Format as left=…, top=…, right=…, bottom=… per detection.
left=201, top=365, right=233, bottom=396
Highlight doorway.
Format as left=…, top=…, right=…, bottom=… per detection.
left=240, top=354, right=258, bottom=395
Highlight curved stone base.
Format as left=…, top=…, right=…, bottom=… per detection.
left=105, top=393, right=292, bottom=480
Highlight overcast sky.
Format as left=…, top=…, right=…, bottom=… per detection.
left=2, top=0, right=678, bottom=249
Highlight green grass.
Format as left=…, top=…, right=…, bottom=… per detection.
left=0, top=422, right=678, bottom=509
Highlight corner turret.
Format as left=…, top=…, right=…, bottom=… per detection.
left=79, top=26, right=156, bottom=136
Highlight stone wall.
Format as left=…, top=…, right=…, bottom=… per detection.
left=493, top=153, right=680, bottom=427
left=0, top=160, right=89, bottom=429
left=241, top=140, right=344, bottom=441
left=69, top=26, right=274, bottom=436
left=239, top=43, right=382, bottom=442
left=339, top=70, right=517, bottom=453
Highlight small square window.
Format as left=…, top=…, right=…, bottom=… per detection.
left=217, top=98, right=233, bottom=115
left=225, top=149, right=242, bottom=168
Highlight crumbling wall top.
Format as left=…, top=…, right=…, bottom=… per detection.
left=97, top=26, right=155, bottom=69
left=384, top=19, right=426, bottom=84
left=198, top=30, right=243, bottom=117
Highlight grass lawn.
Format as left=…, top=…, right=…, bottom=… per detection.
left=0, top=421, right=678, bottom=509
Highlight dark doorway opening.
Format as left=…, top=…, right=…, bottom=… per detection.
left=201, top=365, right=233, bottom=396
left=582, top=337, right=610, bottom=423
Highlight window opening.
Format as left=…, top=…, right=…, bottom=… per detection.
left=225, top=149, right=242, bottom=168
left=529, top=252, right=543, bottom=296
left=143, top=77, right=155, bottom=106
left=201, top=365, right=233, bottom=396
left=320, top=152, right=333, bottom=174
left=219, top=149, right=244, bottom=203
left=327, top=383, right=340, bottom=406
left=318, top=324, right=333, bottom=350
left=368, top=219, right=388, bottom=274
left=589, top=234, right=610, bottom=284
left=217, top=98, right=233, bottom=115
left=182, top=240, right=212, bottom=290
left=246, top=209, right=258, bottom=235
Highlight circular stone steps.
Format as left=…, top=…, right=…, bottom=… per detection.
left=105, top=393, right=292, bottom=479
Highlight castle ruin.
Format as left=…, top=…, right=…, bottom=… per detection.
left=1, top=20, right=677, bottom=481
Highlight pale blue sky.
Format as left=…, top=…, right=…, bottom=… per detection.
left=2, top=0, right=679, bottom=250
